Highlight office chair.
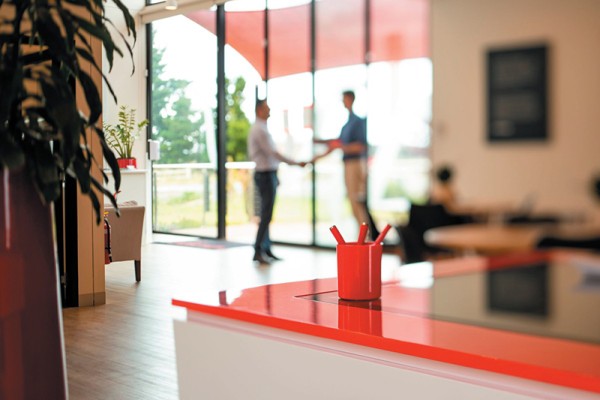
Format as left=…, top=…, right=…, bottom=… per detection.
left=396, top=225, right=430, bottom=264
left=397, top=203, right=473, bottom=264
left=506, top=214, right=560, bottom=225
left=535, top=236, right=600, bottom=251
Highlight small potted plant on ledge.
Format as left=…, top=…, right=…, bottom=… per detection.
left=104, top=106, right=149, bottom=169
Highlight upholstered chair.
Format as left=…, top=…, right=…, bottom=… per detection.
left=104, top=204, right=145, bottom=281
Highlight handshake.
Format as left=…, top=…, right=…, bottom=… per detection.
left=294, top=160, right=310, bottom=168
left=292, top=157, right=321, bottom=168
left=292, top=137, right=342, bottom=167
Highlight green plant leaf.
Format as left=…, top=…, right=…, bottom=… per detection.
left=94, top=125, right=121, bottom=192
left=90, top=174, right=120, bottom=219
left=0, top=132, right=25, bottom=169
left=30, top=7, right=75, bottom=73
left=1, top=0, right=136, bottom=224
left=103, top=17, right=135, bottom=74
left=111, top=0, right=137, bottom=42
left=71, top=148, right=91, bottom=194
left=70, top=13, right=123, bottom=59
left=78, top=69, right=102, bottom=124
left=88, top=187, right=102, bottom=225
left=27, top=141, right=61, bottom=204
left=76, top=46, right=118, bottom=104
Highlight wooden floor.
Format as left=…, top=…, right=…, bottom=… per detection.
left=62, top=235, right=403, bottom=399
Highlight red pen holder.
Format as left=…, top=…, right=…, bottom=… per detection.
left=336, top=242, right=382, bottom=301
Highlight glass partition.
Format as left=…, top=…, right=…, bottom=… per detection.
left=267, top=73, right=314, bottom=245
left=147, top=0, right=430, bottom=247
left=315, top=0, right=365, bottom=70
left=313, top=65, right=368, bottom=246
left=313, top=0, right=367, bottom=246
left=151, top=12, right=219, bottom=237
left=367, top=59, right=432, bottom=235
left=264, top=1, right=313, bottom=245
left=223, top=5, right=266, bottom=243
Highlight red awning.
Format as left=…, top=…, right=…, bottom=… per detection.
left=186, top=0, right=428, bottom=79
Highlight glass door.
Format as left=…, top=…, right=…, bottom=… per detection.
left=147, top=0, right=431, bottom=245
left=222, top=1, right=266, bottom=244
left=313, top=0, right=368, bottom=246
left=150, top=11, right=219, bottom=237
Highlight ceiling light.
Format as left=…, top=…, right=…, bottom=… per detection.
left=165, top=0, right=178, bottom=10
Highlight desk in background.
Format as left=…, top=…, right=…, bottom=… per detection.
left=425, top=222, right=600, bottom=255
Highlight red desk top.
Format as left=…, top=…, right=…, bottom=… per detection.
left=173, top=251, right=600, bottom=394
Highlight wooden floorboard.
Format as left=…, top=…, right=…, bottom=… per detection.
left=63, top=237, right=401, bottom=399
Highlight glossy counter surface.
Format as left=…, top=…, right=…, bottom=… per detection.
left=173, top=251, right=600, bottom=394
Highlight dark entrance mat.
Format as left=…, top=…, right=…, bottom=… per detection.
left=154, top=240, right=250, bottom=250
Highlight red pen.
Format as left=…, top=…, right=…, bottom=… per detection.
left=374, top=224, right=392, bottom=245
left=329, top=225, right=346, bottom=244
left=357, top=223, right=368, bottom=244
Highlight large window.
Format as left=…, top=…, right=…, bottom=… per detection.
left=265, top=1, right=313, bottom=245
left=367, top=59, right=432, bottom=233
left=148, top=0, right=430, bottom=247
left=151, top=12, right=219, bottom=237
left=223, top=2, right=266, bottom=243
left=267, top=73, right=314, bottom=245
left=314, top=65, right=368, bottom=245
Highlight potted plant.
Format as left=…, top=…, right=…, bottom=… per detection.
left=104, top=105, right=149, bottom=169
left=0, top=0, right=135, bottom=398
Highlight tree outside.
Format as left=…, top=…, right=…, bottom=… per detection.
left=152, top=42, right=209, bottom=164
left=152, top=43, right=251, bottom=164
left=221, top=76, right=251, bottom=162
left=220, top=76, right=254, bottom=222
left=151, top=31, right=257, bottom=231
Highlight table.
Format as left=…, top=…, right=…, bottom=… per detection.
left=172, top=251, right=600, bottom=399
left=448, top=201, right=517, bottom=223
left=425, top=222, right=600, bottom=255
left=424, top=223, right=544, bottom=254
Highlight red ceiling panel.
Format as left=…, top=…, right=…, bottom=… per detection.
left=185, top=0, right=428, bottom=79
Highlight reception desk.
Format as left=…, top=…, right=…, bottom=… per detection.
left=173, top=251, right=600, bottom=399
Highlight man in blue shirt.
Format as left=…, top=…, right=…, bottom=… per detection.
left=313, top=90, right=368, bottom=226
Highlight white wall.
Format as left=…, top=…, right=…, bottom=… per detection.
left=103, top=0, right=148, bottom=169
left=103, top=0, right=150, bottom=242
left=431, top=0, right=600, bottom=221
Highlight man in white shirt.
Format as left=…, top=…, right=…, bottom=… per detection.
left=248, top=99, right=306, bottom=264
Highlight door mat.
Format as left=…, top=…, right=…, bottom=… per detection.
left=155, top=240, right=250, bottom=250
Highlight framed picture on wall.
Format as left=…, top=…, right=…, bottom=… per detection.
left=487, top=45, right=548, bottom=142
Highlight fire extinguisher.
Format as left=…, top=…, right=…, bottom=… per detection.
left=104, top=213, right=112, bottom=264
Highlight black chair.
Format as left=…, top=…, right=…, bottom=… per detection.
left=396, top=225, right=430, bottom=264
left=506, top=214, right=561, bottom=225
left=536, top=236, right=600, bottom=251
left=408, top=203, right=473, bottom=237
left=397, top=203, right=474, bottom=264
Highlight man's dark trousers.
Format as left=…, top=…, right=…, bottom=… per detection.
left=254, top=170, right=278, bottom=254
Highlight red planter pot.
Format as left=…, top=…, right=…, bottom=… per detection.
left=117, top=158, right=137, bottom=169
left=0, top=168, right=67, bottom=399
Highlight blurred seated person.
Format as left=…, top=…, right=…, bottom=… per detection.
left=430, top=165, right=457, bottom=210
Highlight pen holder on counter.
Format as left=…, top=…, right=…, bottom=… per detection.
left=336, top=242, right=382, bottom=301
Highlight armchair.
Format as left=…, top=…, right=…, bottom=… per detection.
left=104, top=204, right=145, bottom=282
